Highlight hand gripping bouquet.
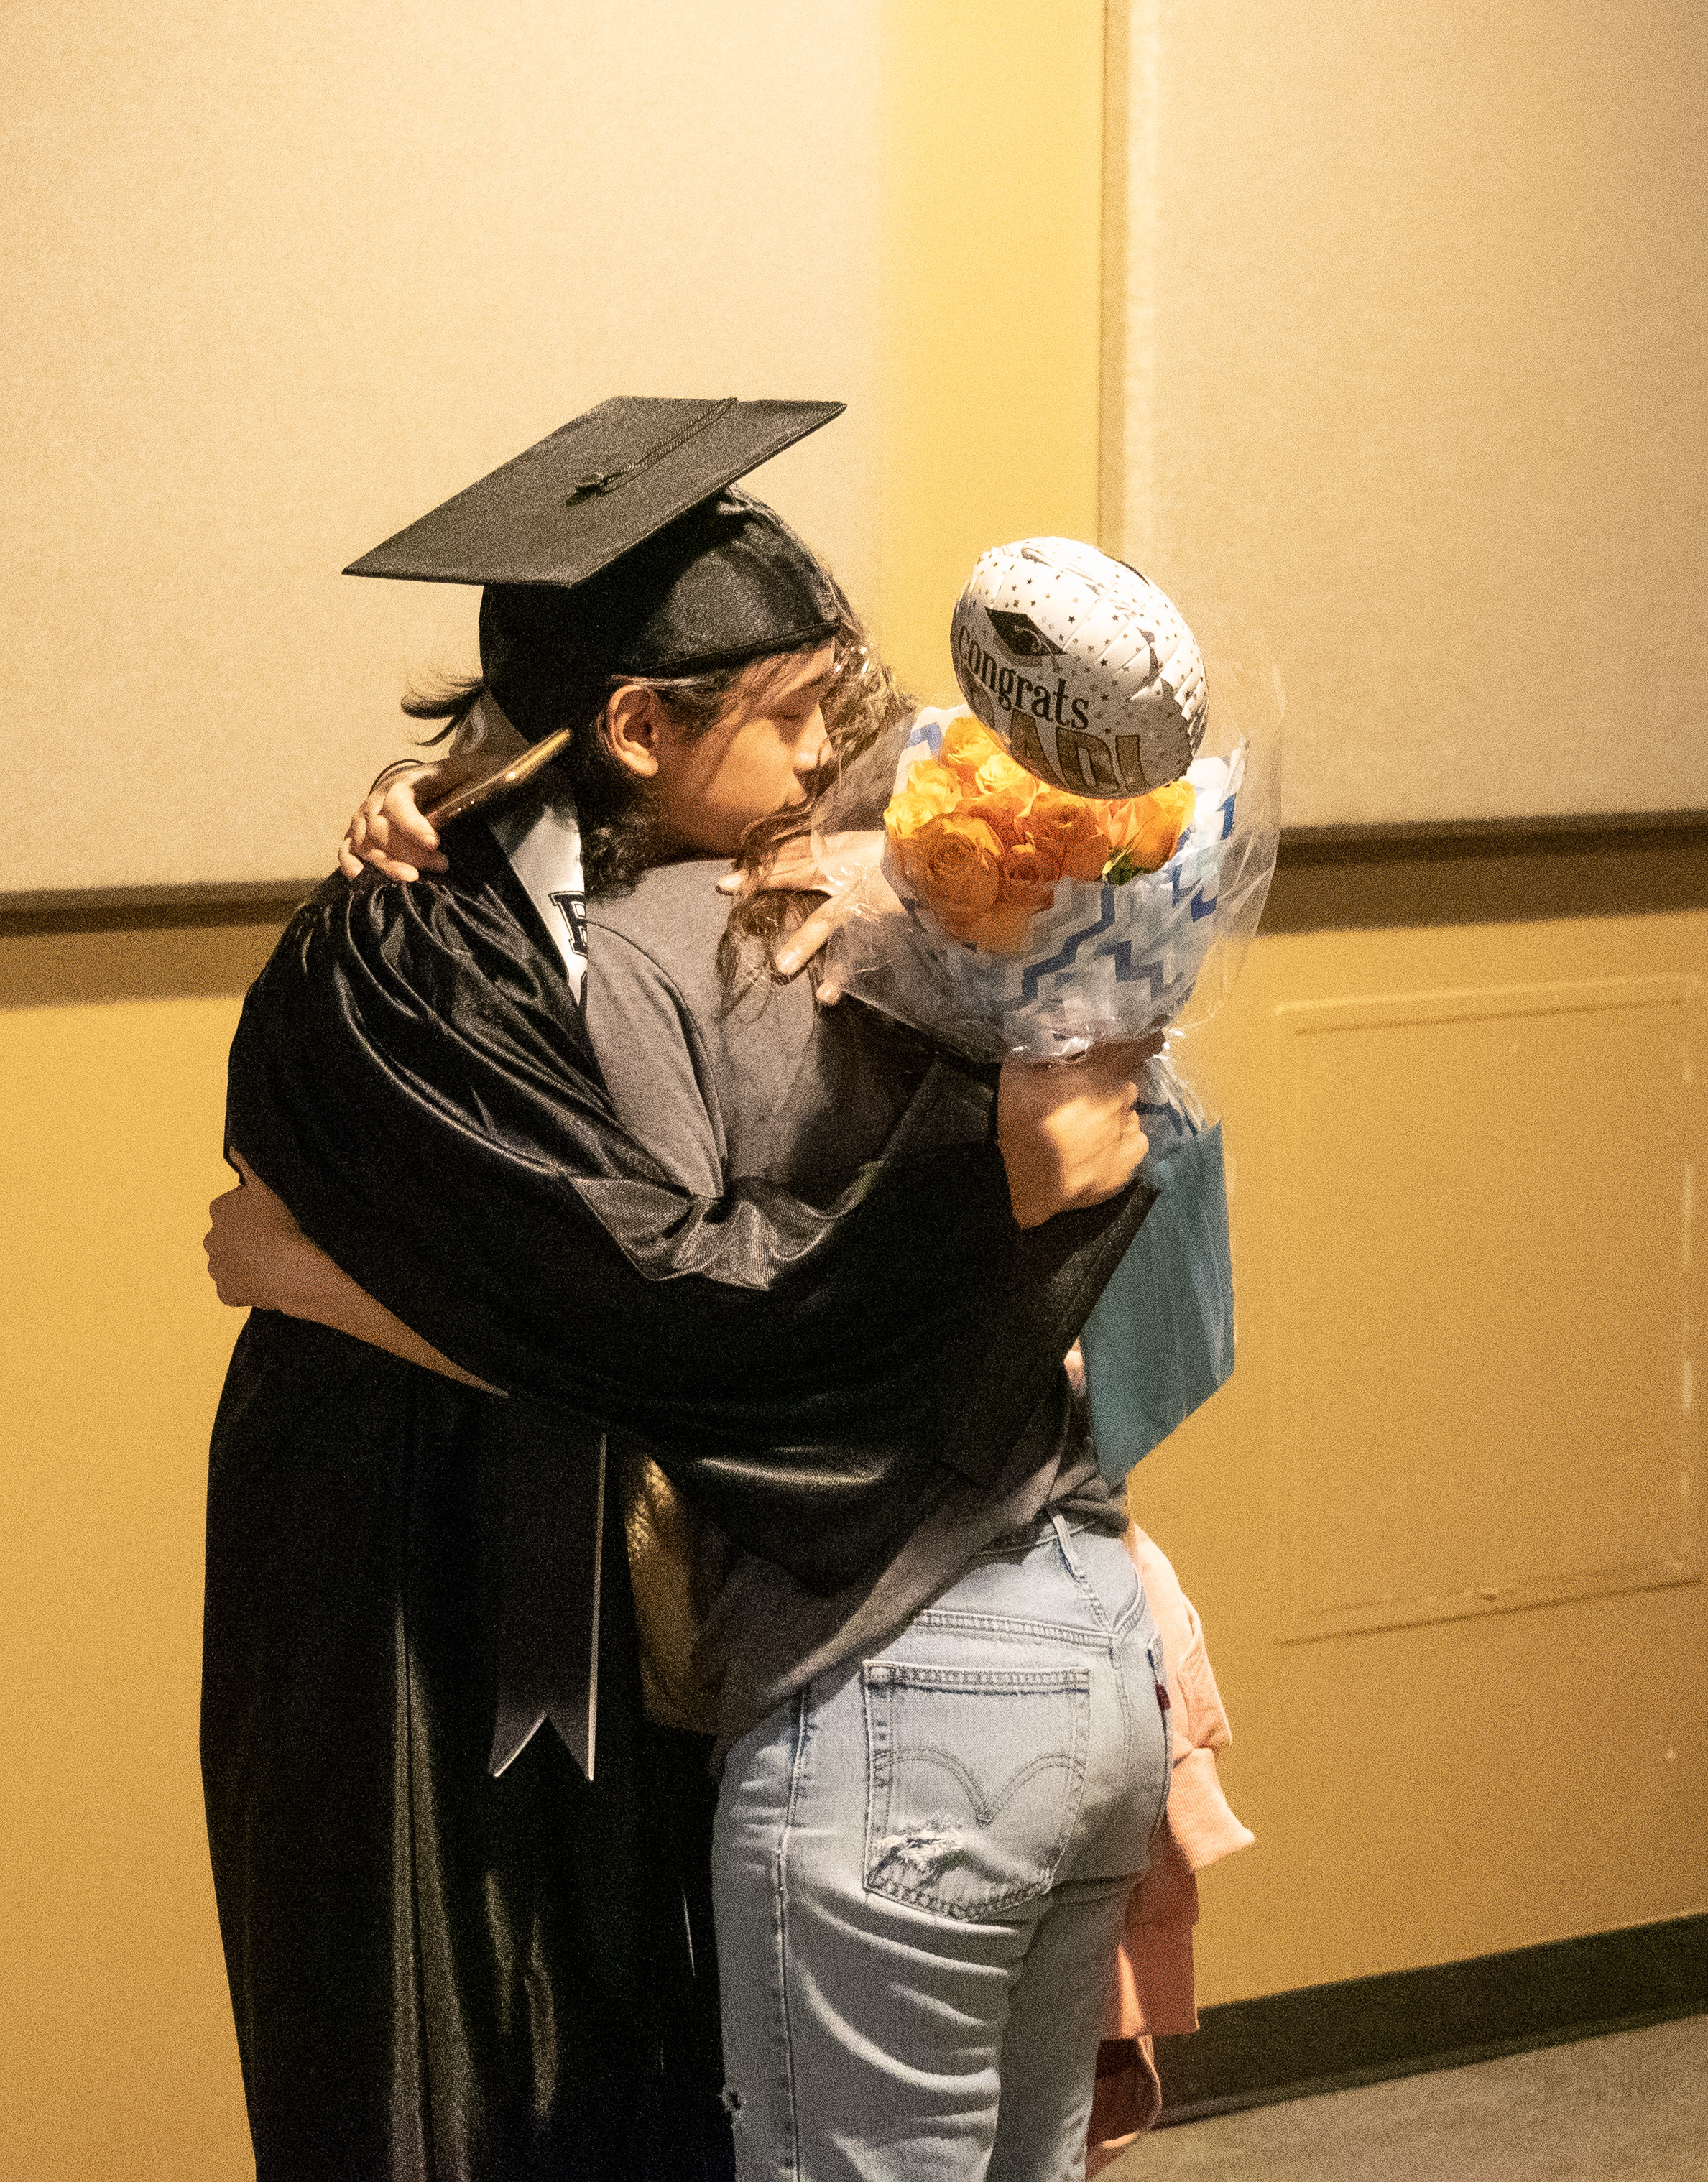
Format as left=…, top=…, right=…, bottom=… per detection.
left=825, top=537, right=1283, bottom=1476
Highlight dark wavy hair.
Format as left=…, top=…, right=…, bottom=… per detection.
left=400, top=657, right=754, bottom=897
left=401, top=603, right=913, bottom=987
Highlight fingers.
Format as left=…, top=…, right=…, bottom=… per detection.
left=340, top=799, right=416, bottom=882
left=204, top=1188, right=243, bottom=1303
left=216, top=1151, right=300, bottom=1231
left=367, top=851, right=424, bottom=882
left=772, top=895, right=849, bottom=976
left=379, top=777, right=446, bottom=868
left=716, top=830, right=885, bottom=900
left=338, top=775, right=450, bottom=882
left=742, top=846, right=836, bottom=898
left=996, top=1044, right=1152, bottom=1227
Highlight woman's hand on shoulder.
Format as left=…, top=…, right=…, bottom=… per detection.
left=717, top=828, right=896, bottom=985
left=338, top=764, right=451, bottom=881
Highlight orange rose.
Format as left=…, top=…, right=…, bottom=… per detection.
left=938, top=714, right=1005, bottom=782
left=956, top=896, right=1038, bottom=953
left=972, top=747, right=1037, bottom=799
left=1021, top=788, right=1109, bottom=882
left=1099, top=778, right=1196, bottom=874
left=885, top=759, right=966, bottom=878
left=913, top=813, right=1004, bottom=938
left=997, top=836, right=1063, bottom=915
left=897, top=757, right=962, bottom=815
left=884, top=795, right=936, bottom=879
left=961, top=785, right=1034, bottom=847
left=931, top=836, right=1063, bottom=954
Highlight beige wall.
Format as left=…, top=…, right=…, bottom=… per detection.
left=1102, top=0, right=1708, bottom=827
left=2, top=0, right=887, bottom=900
left=1, top=0, right=1114, bottom=903
left=1, top=4, right=1702, bottom=2176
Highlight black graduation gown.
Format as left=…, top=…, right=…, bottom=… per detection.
left=203, top=826, right=1152, bottom=2181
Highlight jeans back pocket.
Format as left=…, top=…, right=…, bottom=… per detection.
left=862, top=1662, right=1091, bottom=1919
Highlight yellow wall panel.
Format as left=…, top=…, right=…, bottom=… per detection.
left=877, top=0, right=1105, bottom=701
left=1, top=915, right=285, bottom=2179
left=1277, top=974, right=1698, bottom=1640
left=1130, top=894, right=1708, bottom=2003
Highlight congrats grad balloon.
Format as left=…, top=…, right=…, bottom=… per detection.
left=950, top=537, right=1208, bottom=798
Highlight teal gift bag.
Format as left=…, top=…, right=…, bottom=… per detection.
left=1081, top=1119, right=1234, bottom=1486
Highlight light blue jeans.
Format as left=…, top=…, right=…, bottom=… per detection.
left=711, top=1517, right=1171, bottom=2181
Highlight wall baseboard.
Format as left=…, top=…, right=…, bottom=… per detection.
left=1155, top=1914, right=1708, bottom=2125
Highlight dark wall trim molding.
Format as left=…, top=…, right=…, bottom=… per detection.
left=1155, top=1913, right=1708, bottom=2125
left=1265, top=813, right=1708, bottom=932
left=1280, top=808, right=1708, bottom=860
left=0, top=880, right=315, bottom=940
left=4, top=808, right=1706, bottom=937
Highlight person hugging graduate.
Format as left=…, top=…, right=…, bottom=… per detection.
left=202, top=398, right=1160, bottom=2181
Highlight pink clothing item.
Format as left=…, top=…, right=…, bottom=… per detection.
left=1086, top=1524, right=1255, bottom=2175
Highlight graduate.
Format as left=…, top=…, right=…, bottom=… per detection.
left=203, top=399, right=1158, bottom=2181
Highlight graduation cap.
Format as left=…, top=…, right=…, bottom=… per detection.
left=346, top=396, right=849, bottom=703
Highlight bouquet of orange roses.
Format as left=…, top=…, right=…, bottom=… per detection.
left=825, top=703, right=1268, bottom=1064
left=812, top=537, right=1281, bottom=1477
left=887, top=713, right=1198, bottom=953
left=818, top=539, right=1279, bottom=1063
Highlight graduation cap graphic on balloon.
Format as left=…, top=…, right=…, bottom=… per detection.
left=984, top=608, right=1064, bottom=660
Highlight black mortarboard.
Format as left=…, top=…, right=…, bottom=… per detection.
left=346, top=397, right=849, bottom=735
left=347, top=396, right=841, bottom=591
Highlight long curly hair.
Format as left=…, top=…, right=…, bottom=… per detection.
left=715, top=613, right=914, bottom=994
left=398, top=660, right=744, bottom=894
left=401, top=603, right=914, bottom=989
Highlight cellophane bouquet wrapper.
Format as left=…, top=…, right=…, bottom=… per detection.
left=827, top=588, right=1282, bottom=1479
left=826, top=599, right=1284, bottom=1082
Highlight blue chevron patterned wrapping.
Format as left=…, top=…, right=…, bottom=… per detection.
left=831, top=707, right=1248, bottom=1061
